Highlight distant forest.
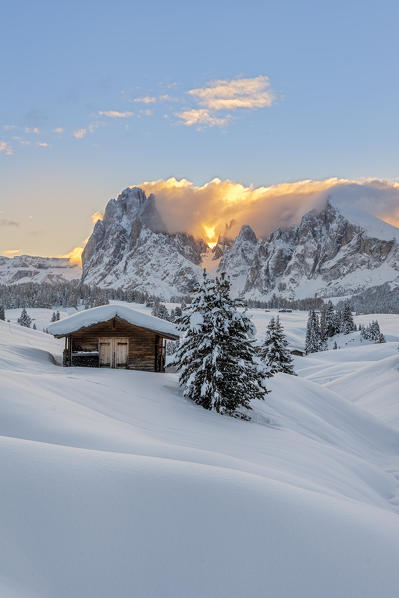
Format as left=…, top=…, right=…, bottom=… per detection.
left=0, top=280, right=398, bottom=314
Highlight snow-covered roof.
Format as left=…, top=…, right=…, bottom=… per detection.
left=47, top=304, right=179, bottom=339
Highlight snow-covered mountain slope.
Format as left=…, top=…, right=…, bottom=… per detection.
left=222, top=199, right=399, bottom=300
left=1, top=318, right=399, bottom=597
left=0, top=255, right=81, bottom=285
left=81, top=187, right=207, bottom=297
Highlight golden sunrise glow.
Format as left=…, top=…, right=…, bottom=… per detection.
left=91, top=211, right=104, bottom=224
left=60, top=236, right=89, bottom=266
left=202, top=224, right=219, bottom=248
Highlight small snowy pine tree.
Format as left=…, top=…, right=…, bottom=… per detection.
left=325, top=301, right=336, bottom=337
left=259, top=316, right=295, bottom=376
left=340, top=301, right=356, bottom=334
left=305, top=310, right=321, bottom=354
left=319, top=307, right=328, bottom=351
left=0, top=305, right=5, bottom=321
left=17, top=308, right=32, bottom=328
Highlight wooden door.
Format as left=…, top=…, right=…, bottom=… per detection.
left=98, top=338, right=129, bottom=368
left=99, top=339, right=112, bottom=367
left=114, top=338, right=129, bottom=368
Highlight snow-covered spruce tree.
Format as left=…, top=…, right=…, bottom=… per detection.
left=305, top=310, right=321, bottom=354
left=340, top=301, right=356, bottom=334
left=319, top=307, right=328, bottom=351
left=171, top=271, right=269, bottom=418
left=259, top=316, right=295, bottom=376
left=325, top=301, right=336, bottom=337
left=361, top=320, right=385, bottom=343
left=17, top=308, right=31, bottom=328
left=0, top=305, right=5, bottom=321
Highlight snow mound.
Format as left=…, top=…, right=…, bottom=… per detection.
left=328, top=353, right=399, bottom=427
left=47, top=302, right=179, bottom=338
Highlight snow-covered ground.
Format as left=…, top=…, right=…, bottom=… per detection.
left=1, top=310, right=399, bottom=597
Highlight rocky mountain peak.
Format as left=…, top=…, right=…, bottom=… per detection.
left=235, top=224, right=257, bottom=244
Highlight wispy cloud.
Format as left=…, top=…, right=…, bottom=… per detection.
left=53, top=127, right=64, bottom=134
left=132, top=96, right=156, bottom=104
left=98, top=110, right=133, bottom=119
left=73, top=121, right=103, bottom=139
left=0, top=141, right=13, bottom=155
left=25, top=127, right=40, bottom=134
left=3, top=249, right=21, bottom=255
left=188, top=75, right=275, bottom=111
left=177, top=75, right=275, bottom=128
left=87, top=122, right=102, bottom=133
left=3, top=124, right=17, bottom=131
left=176, top=109, right=230, bottom=128
left=37, top=141, right=49, bottom=147
left=73, top=128, right=87, bottom=139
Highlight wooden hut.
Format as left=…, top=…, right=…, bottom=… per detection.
left=48, top=304, right=179, bottom=372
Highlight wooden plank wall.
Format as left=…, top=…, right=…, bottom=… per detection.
left=69, top=318, right=167, bottom=371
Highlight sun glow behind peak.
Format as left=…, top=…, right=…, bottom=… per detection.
left=202, top=224, right=218, bottom=248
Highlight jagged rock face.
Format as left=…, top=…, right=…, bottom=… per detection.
left=81, top=187, right=207, bottom=297
left=237, top=202, right=399, bottom=299
left=218, top=225, right=258, bottom=296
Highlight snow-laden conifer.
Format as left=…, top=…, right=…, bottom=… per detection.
left=360, top=320, right=385, bottom=343
left=325, top=301, right=337, bottom=337
left=305, top=310, right=321, bottom=354
left=17, top=308, right=32, bottom=328
left=259, top=316, right=295, bottom=376
left=340, top=301, right=356, bottom=334
left=172, top=271, right=269, bottom=418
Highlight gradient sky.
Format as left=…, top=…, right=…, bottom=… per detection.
left=1, top=0, right=399, bottom=257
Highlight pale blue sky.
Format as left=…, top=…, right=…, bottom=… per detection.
left=1, top=0, right=398, bottom=256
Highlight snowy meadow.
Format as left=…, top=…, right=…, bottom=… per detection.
left=1, top=305, right=399, bottom=597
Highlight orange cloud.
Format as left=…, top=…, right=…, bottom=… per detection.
left=91, top=211, right=103, bottom=224
left=3, top=249, right=21, bottom=255
left=61, top=211, right=103, bottom=265
left=60, top=237, right=88, bottom=266
left=138, top=177, right=399, bottom=242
